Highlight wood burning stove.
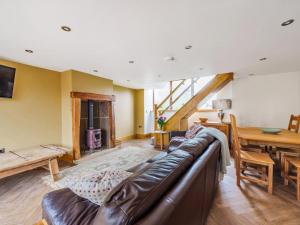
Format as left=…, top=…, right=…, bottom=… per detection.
left=86, top=100, right=102, bottom=150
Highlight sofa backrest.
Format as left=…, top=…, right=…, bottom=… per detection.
left=136, top=140, right=221, bottom=225
left=93, top=150, right=194, bottom=225
left=176, top=133, right=215, bottom=159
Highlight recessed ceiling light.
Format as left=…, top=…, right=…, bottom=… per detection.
left=93, top=69, right=98, bottom=73
left=248, top=73, right=255, bottom=76
left=126, top=80, right=130, bottom=82
left=128, top=60, right=134, bottom=64
left=164, top=56, right=176, bottom=62
left=199, top=68, right=204, bottom=71
left=25, top=49, right=33, bottom=53
left=281, top=19, right=294, bottom=26
left=259, top=57, right=267, bottom=61
left=61, top=26, right=71, bottom=32
left=157, top=74, right=161, bottom=78
left=185, top=45, right=192, bottom=50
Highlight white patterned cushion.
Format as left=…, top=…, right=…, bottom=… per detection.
left=67, top=169, right=132, bottom=205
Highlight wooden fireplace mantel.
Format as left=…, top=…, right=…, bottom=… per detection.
left=70, top=91, right=116, bottom=160
left=71, top=91, right=115, bottom=102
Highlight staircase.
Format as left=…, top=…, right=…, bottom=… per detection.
left=154, top=73, right=234, bottom=131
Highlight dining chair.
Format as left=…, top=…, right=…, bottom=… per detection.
left=279, top=114, right=300, bottom=176
left=230, top=114, right=275, bottom=194
left=284, top=156, right=300, bottom=201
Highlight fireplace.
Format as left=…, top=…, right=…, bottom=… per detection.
left=86, top=100, right=102, bottom=150
left=71, top=91, right=116, bottom=159
left=80, top=100, right=112, bottom=152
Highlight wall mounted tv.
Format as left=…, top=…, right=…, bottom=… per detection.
left=0, top=65, right=16, bottom=98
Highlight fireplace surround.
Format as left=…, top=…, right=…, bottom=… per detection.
left=71, top=92, right=116, bottom=159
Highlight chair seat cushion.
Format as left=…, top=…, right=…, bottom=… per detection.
left=241, top=151, right=274, bottom=165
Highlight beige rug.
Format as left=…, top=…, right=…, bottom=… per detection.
left=42, top=146, right=159, bottom=189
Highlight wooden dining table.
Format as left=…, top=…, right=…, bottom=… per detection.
left=238, top=127, right=300, bottom=151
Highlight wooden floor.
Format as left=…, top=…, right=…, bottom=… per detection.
left=0, top=139, right=300, bottom=225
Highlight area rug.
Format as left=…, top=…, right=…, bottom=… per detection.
left=42, top=146, right=159, bottom=189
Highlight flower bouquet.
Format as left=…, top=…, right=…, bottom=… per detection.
left=157, top=116, right=167, bottom=130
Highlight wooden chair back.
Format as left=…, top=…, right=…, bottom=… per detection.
left=230, top=114, right=241, bottom=164
left=288, top=114, right=300, bottom=133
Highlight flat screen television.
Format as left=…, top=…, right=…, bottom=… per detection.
left=0, top=65, right=16, bottom=98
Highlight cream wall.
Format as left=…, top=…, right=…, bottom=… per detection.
left=189, top=71, right=300, bottom=129
left=0, top=60, right=62, bottom=150
left=113, top=85, right=135, bottom=139
left=232, top=72, right=300, bottom=128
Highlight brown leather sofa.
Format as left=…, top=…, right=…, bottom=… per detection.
left=42, top=132, right=221, bottom=225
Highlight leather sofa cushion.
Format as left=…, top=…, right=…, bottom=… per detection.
left=94, top=150, right=193, bottom=225
left=126, top=162, right=151, bottom=173
left=185, top=124, right=203, bottom=139
left=167, top=136, right=187, bottom=153
left=146, top=151, right=168, bottom=163
left=177, top=133, right=215, bottom=159
left=42, top=188, right=99, bottom=225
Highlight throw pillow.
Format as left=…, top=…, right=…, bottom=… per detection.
left=67, top=169, right=132, bottom=205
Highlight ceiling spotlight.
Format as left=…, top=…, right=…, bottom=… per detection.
left=61, top=26, right=71, bottom=32
left=259, top=57, right=267, bottom=61
left=25, top=49, right=33, bottom=53
left=185, top=45, right=192, bottom=50
left=128, top=60, right=134, bottom=64
left=164, top=56, right=176, bottom=62
left=281, top=19, right=294, bottom=26
left=93, top=69, right=98, bottom=73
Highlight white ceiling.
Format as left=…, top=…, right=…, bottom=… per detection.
left=0, top=0, right=300, bottom=89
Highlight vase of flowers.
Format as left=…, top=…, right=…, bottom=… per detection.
left=157, top=116, right=167, bottom=131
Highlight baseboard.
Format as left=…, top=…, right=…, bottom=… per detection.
left=135, top=133, right=151, bottom=139
left=116, top=133, right=152, bottom=142
left=117, top=134, right=136, bottom=142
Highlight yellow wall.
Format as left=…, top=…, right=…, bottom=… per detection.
left=0, top=60, right=144, bottom=151
left=72, top=70, right=113, bottom=95
left=60, top=70, right=73, bottom=147
left=134, top=89, right=145, bottom=134
left=113, top=85, right=135, bottom=139
left=0, top=60, right=62, bottom=150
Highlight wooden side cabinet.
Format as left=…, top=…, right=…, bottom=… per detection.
left=194, top=121, right=231, bottom=148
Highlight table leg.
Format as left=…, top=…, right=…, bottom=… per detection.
left=160, top=133, right=163, bottom=151
left=49, top=158, right=59, bottom=181
left=268, top=164, right=273, bottom=194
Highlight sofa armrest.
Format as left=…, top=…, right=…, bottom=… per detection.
left=169, top=130, right=186, bottom=139
left=42, top=188, right=99, bottom=225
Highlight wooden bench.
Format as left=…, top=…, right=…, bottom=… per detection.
left=0, top=145, right=71, bottom=181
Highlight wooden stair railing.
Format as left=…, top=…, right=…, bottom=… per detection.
left=157, top=79, right=185, bottom=110
left=164, top=73, right=234, bottom=131
left=154, top=79, right=185, bottom=130
left=160, top=78, right=199, bottom=115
